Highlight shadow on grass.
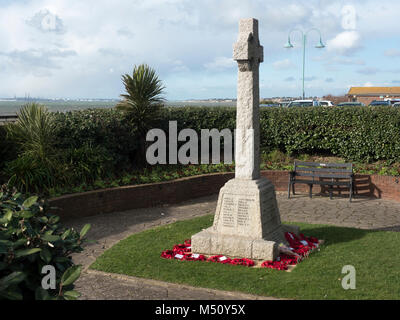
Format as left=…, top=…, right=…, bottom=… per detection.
left=287, top=222, right=378, bottom=247
left=372, top=225, right=400, bottom=232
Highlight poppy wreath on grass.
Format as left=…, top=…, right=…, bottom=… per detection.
left=261, top=232, right=320, bottom=270
left=161, top=240, right=206, bottom=261
left=160, top=233, right=319, bottom=270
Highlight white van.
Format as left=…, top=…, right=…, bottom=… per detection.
left=319, top=100, right=334, bottom=107
left=287, top=100, right=319, bottom=107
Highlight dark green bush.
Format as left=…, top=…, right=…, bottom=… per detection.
left=61, top=143, right=114, bottom=185
left=159, top=107, right=236, bottom=133
left=49, top=106, right=400, bottom=164
left=4, top=153, right=59, bottom=194
left=0, top=186, right=90, bottom=300
left=0, top=126, right=17, bottom=173
left=260, top=106, right=400, bottom=162
left=4, top=104, right=64, bottom=193
left=2, top=107, right=138, bottom=193
left=161, top=106, right=400, bottom=163
left=3, top=105, right=400, bottom=193
left=51, top=108, right=138, bottom=170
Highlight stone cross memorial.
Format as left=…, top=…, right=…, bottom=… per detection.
left=191, top=18, right=298, bottom=261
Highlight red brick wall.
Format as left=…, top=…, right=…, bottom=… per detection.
left=348, top=95, right=400, bottom=105
left=357, top=96, right=382, bottom=105
left=49, top=171, right=400, bottom=220
left=49, top=172, right=234, bottom=220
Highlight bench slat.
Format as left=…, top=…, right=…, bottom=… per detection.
left=294, top=161, right=352, bottom=168
left=293, top=179, right=351, bottom=186
left=294, top=172, right=352, bottom=179
left=295, top=167, right=352, bottom=173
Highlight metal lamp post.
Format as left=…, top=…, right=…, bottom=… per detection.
left=284, top=28, right=325, bottom=99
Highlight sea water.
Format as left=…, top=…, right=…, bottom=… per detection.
left=0, top=99, right=238, bottom=115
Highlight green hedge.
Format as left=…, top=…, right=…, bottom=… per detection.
left=3, top=106, right=400, bottom=179
left=260, top=106, right=400, bottom=162
left=0, top=126, right=17, bottom=172
left=50, top=108, right=139, bottom=170
left=161, top=106, right=400, bottom=162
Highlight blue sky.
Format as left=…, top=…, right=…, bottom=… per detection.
left=0, top=0, right=400, bottom=100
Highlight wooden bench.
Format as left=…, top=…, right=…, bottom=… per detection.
left=288, top=161, right=354, bottom=202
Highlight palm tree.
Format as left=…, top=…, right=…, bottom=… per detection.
left=5, top=103, right=59, bottom=192
left=116, top=64, right=165, bottom=166
left=6, top=103, right=54, bottom=160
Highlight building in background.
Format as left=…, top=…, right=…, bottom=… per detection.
left=347, top=87, right=400, bottom=105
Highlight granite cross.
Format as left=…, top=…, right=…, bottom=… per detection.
left=233, top=18, right=264, bottom=180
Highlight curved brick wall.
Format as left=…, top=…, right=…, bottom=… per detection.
left=49, top=170, right=400, bottom=220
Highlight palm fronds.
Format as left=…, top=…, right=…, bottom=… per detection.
left=116, top=64, right=165, bottom=134
left=6, top=103, right=55, bottom=160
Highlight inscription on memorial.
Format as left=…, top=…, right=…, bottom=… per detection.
left=237, top=198, right=253, bottom=226
left=222, top=196, right=235, bottom=227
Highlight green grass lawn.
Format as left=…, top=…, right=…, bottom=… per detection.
left=90, top=215, right=400, bottom=300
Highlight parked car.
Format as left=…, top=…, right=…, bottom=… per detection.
left=393, top=102, right=400, bottom=107
left=319, top=100, right=334, bottom=107
left=337, top=102, right=366, bottom=107
left=260, top=103, right=280, bottom=107
left=387, top=99, right=400, bottom=105
left=369, top=100, right=391, bottom=106
left=287, top=100, right=319, bottom=107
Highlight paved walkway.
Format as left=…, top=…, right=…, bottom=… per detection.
left=67, top=192, right=400, bottom=300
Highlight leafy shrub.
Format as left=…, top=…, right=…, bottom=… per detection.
left=4, top=104, right=400, bottom=194
left=161, top=106, right=400, bottom=163
left=6, top=103, right=55, bottom=160
left=0, top=186, right=90, bottom=300
left=61, top=143, right=113, bottom=185
left=51, top=108, right=138, bottom=170
left=159, top=107, right=236, bottom=158
left=4, top=104, right=63, bottom=193
left=160, top=106, right=236, bottom=133
left=3, top=107, right=138, bottom=193
left=0, top=126, right=17, bottom=174
left=4, top=154, right=58, bottom=194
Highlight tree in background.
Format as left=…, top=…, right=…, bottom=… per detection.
left=323, top=94, right=348, bottom=105
left=116, top=64, right=165, bottom=166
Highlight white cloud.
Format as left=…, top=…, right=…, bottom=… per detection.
left=356, top=67, right=379, bottom=75
left=364, top=82, right=374, bottom=87
left=384, top=49, right=400, bottom=57
left=0, top=0, right=398, bottom=100
left=204, top=57, right=235, bottom=70
left=326, top=30, right=361, bottom=55
left=330, top=57, right=365, bottom=65
left=26, top=9, right=65, bottom=34
left=346, top=82, right=375, bottom=90
left=272, top=59, right=295, bottom=70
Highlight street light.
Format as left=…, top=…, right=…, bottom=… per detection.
left=284, top=28, right=325, bottom=99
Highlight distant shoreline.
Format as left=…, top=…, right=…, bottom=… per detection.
left=0, top=99, right=238, bottom=115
